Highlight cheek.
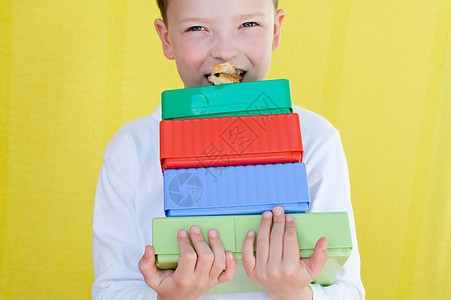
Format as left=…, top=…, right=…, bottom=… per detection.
left=245, top=44, right=272, bottom=75
left=242, top=32, right=273, bottom=62
left=173, top=38, right=208, bottom=64
left=174, top=51, right=203, bottom=80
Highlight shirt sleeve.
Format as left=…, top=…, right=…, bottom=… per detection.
left=305, top=128, right=365, bottom=300
left=91, top=133, right=158, bottom=300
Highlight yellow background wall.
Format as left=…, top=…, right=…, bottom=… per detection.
left=1, top=0, right=450, bottom=299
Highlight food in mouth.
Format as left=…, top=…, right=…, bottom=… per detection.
left=207, top=62, right=243, bottom=85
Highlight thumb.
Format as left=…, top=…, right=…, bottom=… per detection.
left=307, top=237, right=328, bottom=280
left=138, top=245, right=163, bottom=289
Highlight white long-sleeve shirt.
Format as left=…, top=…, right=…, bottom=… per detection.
left=92, top=105, right=365, bottom=299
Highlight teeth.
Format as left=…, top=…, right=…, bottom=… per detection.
left=236, top=70, right=244, bottom=76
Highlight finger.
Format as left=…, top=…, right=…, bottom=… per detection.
left=242, top=230, right=256, bottom=275
left=306, top=237, right=329, bottom=280
left=218, top=251, right=237, bottom=283
left=174, top=230, right=197, bottom=276
left=138, top=245, right=168, bottom=290
left=189, top=225, right=214, bottom=276
left=268, top=206, right=285, bottom=264
left=207, top=229, right=226, bottom=279
left=282, top=214, right=300, bottom=262
left=256, top=211, right=272, bottom=266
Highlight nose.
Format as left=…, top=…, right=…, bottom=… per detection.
left=210, top=34, right=240, bottom=61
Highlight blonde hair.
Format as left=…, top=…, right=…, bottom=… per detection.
left=156, top=0, right=279, bottom=25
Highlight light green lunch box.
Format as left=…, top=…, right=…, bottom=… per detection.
left=152, top=212, right=352, bottom=293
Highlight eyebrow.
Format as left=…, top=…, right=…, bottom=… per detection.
left=177, top=13, right=267, bottom=25
left=236, top=13, right=266, bottom=19
left=177, top=17, right=210, bottom=25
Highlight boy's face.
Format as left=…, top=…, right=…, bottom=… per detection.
left=155, top=0, right=286, bottom=88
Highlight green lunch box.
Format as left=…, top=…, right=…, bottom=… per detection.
left=161, top=79, right=293, bottom=120
left=152, top=212, right=352, bottom=293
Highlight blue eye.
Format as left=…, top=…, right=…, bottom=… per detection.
left=241, top=22, right=257, bottom=28
left=187, top=26, right=205, bottom=31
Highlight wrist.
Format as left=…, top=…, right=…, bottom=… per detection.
left=300, top=285, right=313, bottom=300
left=266, top=285, right=312, bottom=300
left=158, top=294, right=199, bottom=300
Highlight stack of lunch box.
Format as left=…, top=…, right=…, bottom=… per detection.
left=153, top=80, right=353, bottom=293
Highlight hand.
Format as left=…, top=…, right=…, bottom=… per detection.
left=138, top=226, right=237, bottom=300
left=242, top=206, right=328, bottom=300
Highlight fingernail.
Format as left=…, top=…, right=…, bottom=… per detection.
left=274, top=206, right=282, bottom=215
left=193, top=226, right=201, bottom=234
left=263, top=211, right=272, bottom=218
left=286, top=215, right=294, bottom=222
left=209, top=229, right=218, bottom=238
left=144, top=247, right=150, bottom=257
left=247, top=230, right=255, bottom=237
left=179, top=230, right=188, bottom=237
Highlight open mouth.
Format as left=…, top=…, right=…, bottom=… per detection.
left=204, top=69, right=247, bottom=85
left=235, top=69, right=245, bottom=77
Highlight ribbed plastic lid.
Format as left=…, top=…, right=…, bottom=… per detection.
left=163, top=163, right=310, bottom=216
left=160, top=113, right=304, bottom=171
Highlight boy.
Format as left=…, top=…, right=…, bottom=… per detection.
left=92, top=0, right=365, bottom=299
